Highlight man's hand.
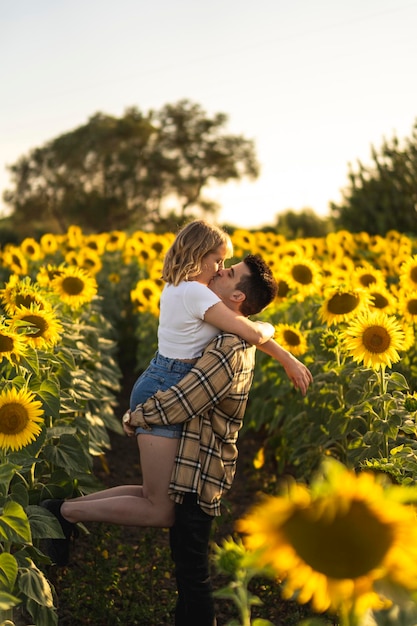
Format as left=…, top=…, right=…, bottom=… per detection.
left=283, top=356, right=313, bottom=396
left=122, top=410, right=136, bottom=437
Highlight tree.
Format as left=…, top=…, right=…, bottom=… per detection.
left=3, top=100, right=259, bottom=236
left=330, top=120, right=417, bottom=235
left=274, top=208, right=332, bottom=239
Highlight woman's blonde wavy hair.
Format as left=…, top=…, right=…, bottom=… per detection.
left=162, top=220, right=233, bottom=286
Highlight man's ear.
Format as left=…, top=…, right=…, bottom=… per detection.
left=231, top=291, right=246, bottom=304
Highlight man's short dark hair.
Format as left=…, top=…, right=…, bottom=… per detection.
left=236, top=254, right=278, bottom=316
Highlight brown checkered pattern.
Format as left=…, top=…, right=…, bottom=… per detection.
left=132, top=334, right=256, bottom=515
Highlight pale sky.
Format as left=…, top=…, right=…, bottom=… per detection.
left=1, top=0, right=417, bottom=229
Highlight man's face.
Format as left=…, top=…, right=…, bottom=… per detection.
left=209, top=261, right=250, bottom=308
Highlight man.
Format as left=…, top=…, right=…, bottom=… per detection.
left=124, top=254, right=312, bottom=626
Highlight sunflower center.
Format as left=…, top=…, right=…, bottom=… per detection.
left=0, top=333, right=14, bottom=353
left=283, top=330, right=301, bottom=347
left=292, top=265, right=313, bottom=285
left=370, top=293, right=389, bottom=309
left=277, top=281, right=290, bottom=298
left=362, top=326, right=391, bottom=353
left=12, top=254, right=24, bottom=268
left=410, top=267, right=417, bottom=285
left=15, top=294, right=40, bottom=308
left=0, top=403, right=29, bottom=435
left=359, top=273, right=377, bottom=287
left=407, top=298, right=417, bottom=316
left=327, top=293, right=360, bottom=315
left=62, top=276, right=85, bottom=295
left=21, top=314, right=48, bottom=338
left=282, top=499, right=394, bottom=579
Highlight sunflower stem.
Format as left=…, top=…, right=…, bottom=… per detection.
left=378, top=366, right=389, bottom=458
left=0, top=446, right=7, bottom=466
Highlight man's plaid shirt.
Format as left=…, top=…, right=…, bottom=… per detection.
left=131, top=333, right=256, bottom=516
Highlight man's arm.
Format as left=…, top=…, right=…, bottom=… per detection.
left=128, top=338, right=244, bottom=430
left=256, top=338, right=313, bottom=396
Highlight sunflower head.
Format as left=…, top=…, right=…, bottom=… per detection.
left=399, top=255, right=417, bottom=290
left=0, top=387, right=44, bottom=451
left=50, top=266, right=98, bottom=309
left=12, top=303, right=63, bottom=350
left=0, top=320, right=28, bottom=364
left=0, top=276, right=49, bottom=316
left=237, top=459, right=417, bottom=616
left=404, top=393, right=417, bottom=413
left=275, top=324, right=308, bottom=356
left=320, top=329, right=342, bottom=353
left=320, top=284, right=371, bottom=326
left=342, top=311, right=405, bottom=370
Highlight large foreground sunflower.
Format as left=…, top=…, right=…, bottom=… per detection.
left=342, top=310, right=405, bottom=370
left=237, top=459, right=417, bottom=619
left=50, top=266, right=98, bottom=308
left=0, top=387, right=44, bottom=451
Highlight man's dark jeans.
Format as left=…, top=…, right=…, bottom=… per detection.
left=169, top=493, right=216, bottom=626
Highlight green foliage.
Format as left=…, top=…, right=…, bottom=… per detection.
left=274, top=209, right=333, bottom=239
left=331, top=119, right=417, bottom=235
left=54, top=524, right=175, bottom=626
left=3, top=100, right=259, bottom=237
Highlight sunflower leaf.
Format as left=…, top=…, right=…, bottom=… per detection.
left=0, top=552, right=18, bottom=591
left=0, top=589, right=22, bottom=610
left=0, top=500, right=31, bottom=544
left=18, top=561, right=55, bottom=607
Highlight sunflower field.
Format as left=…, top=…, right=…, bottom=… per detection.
left=1, top=225, right=417, bottom=625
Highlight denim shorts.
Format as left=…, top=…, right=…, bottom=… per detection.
left=129, top=352, right=195, bottom=439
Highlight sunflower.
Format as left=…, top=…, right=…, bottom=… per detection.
left=105, top=230, right=127, bottom=252
left=19, top=237, right=44, bottom=261
left=0, top=276, right=49, bottom=315
left=122, top=237, right=143, bottom=264
left=40, top=233, right=60, bottom=255
left=367, top=286, right=398, bottom=315
left=50, top=266, right=98, bottom=309
left=1, top=246, right=28, bottom=275
left=351, top=263, right=386, bottom=290
left=36, top=264, right=66, bottom=288
left=130, top=279, right=161, bottom=316
left=274, top=324, right=308, bottom=356
left=237, top=459, right=417, bottom=618
left=399, top=255, right=417, bottom=291
left=397, top=289, right=417, bottom=323
left=282, top=257, right=322, bottom=298
left=320, top=284, right=371, bottom=326
left=342, top=310, right=405, bottom=370
left=12, top=304, right=63, bottom=350
left=0, top=387, right=44, bottom=451
left=65, top=224, right=84, bottom=249
left=84, top=233, right=108, bottom=255
left=231, top=229, right=257, bottom=256
left=76, top=248, right=103, bottom=276
left=0, top=320, right=28, bottom=364
left=320, top=329, right=343, bottom=354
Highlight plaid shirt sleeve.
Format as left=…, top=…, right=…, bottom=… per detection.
left=130, top=334, right=246, bottom=428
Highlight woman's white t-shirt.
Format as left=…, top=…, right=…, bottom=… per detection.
left=158, top=281, right=221, bottom=359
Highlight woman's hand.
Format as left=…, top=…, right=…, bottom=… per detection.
left=122, top=410, right=136, bottom=437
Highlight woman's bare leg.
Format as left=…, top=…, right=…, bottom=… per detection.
left=61, top=434, right=177, bottom=527
left=68, top=485, right=144, bottom=502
